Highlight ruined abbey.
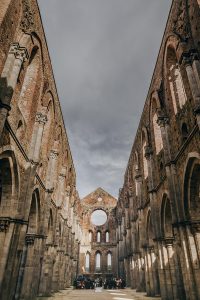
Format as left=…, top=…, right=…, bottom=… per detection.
left=0, top=0, right=200, bottom=299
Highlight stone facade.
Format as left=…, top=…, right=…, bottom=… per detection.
left=79, top=188, right=118, bottom=280
left=0, top=0, right=82, bottom=299
left=116, top=1, right=200, bottom=300
left=1, top=0, right=200, bottom=299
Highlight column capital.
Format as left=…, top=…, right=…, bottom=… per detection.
left=0, top=219, right=10, bottom=232
left=164, top=237, right=174, bottom=247
left=157, top=115, right=170, bottom=127
left=35, top=112, right=48, bottom=124
left=9, top=43, right=29, bottom=62
left=25, top=234, right=35, bottom=245
left=15, top=47, right=29, bottom=62
left=50, top=150, right=59, bottom=159
left=59, top=173, right=66, bottom=181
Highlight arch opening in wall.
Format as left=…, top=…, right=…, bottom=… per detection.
left=184, top=158, right=200, bottom=221
left=18, top=46, right=41, bottom=124
left=107, top=252, right=112, bottom=271
left=0, top=152, right=19, bottom=210
left=0, top=158, right=12, bottom=207
left=142, top=131, right=148, bottom=179
left=161, top=195, right=173, bottom=238
left=166, top=46, right=187, bottom=114
left=153, top=113, right=163, bottom=154
left=85, top=252, right=90, bottom=272
left=27, top=189, right=40, bottom=234
left=95, top=251, right=101, bottom=272
left=41, top=93, right=55, bottom=158
left=106, top=231, right=109, bottom=243
left=97, top=231, right=101, bottom=243
left=91, top=209, right=107, bottom=226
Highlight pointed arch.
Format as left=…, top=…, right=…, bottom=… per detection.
left=106, top=230, right=109, bottom=243
left=107, top=251, right=112, bottom=270
left=141, top=128, right=149, bottom=179
left=85, top=252, right=90, bottom=272
left=97, top=231, right=101, bottom=243
left=95, top=251, right=101, bottom=271
left=27, top=188, right=40, bottom=234
left=0, top=149, right=19, bottom=214
left=18, top=46, right=42, bottom=123
left=161, top=194, right=173, bottom=238
left=183, top=153, right=200, bottom=221
left=164, top=35, right=187, bottom=114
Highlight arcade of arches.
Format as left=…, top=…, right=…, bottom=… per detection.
left=0, top=0, right=200, bottom=299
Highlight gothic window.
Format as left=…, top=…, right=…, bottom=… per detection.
left=135, top=180, right=139, bottom=197
left=143, top=140, right=148, bottom=179
left=107, top=252, right=112, bottom=270
left=27, top=190, right=40, bottom=235
left=95, top=252, right=101, bottom=271
left=85, top=252, right=90, bottom=272
left=106, top=231, right=109, bottom=242
left=167, top=47, right=187, bottom=114
left=97, top=231, right=101, bottom=242
left=153, top=113, right=163, bottom=154
left=189, top=163, right=200, bottom=220
left=18, top=47, right=40, bottom=123
left=161, top=196, right=173, bottom=238
left=0, top=158, right=12, bottom=208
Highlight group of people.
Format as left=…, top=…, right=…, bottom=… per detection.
left=103, top=277, right=126, bottom=289
left=74, top=275, right=126, bottom=289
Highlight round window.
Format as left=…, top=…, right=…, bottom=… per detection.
left=91, top=210, right=107, bottom=226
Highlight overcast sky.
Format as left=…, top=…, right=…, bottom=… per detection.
left=38, top=0, right=171, bottom=199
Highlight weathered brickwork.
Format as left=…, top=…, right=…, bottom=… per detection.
left=1, top=0, right=200, bottom=299
left=0, top=1, right=82, bottom=299
left=79, top=188, right=118, bottom=280
left=116, top=1, right=200, bottom=300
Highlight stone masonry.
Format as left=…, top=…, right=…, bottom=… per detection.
left=79, top=188, right=117, bottom=280
left=1, top=1, right=200, bottom=300
left=115, top=1, right=200, bottom=300
left=0, top=0, right=82, bottom=299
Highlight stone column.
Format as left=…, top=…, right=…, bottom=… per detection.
left=157, top=240, right=168, bottom=300
left=145, top=246, right=157, bottom=296
left=0, top=43, right=29, bottom=138
left=144, top=247, right=151, bottom=296
left=56, top=170, right=66, bottom=207
left=157, top=115, right=180, bottom=221
left=46, top=150, right=59, bottom=190
left=191, top=223, right=200, bottom=263
left=165, top=238, right=179, bottom=300
left=150, top=246, right=160, bottom=296
left=0, top=220, right=13, bottom=295
left=29, top=112, right=48, bottom=162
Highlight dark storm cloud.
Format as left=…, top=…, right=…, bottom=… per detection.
left=38, top=0, right=171, bottom=198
